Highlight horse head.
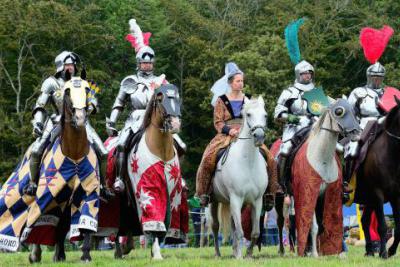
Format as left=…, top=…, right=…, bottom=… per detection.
left=145, top=84, right=181, bottom=133
left=384, top=96, right=400, bottom=139
left=324, top=98, right=360, bottom=140
left=241, top=96, right=267, bottom=147
left=62, top=77, right=88, bottom=129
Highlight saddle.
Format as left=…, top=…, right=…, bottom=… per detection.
left=354, top=120, right=384, bottom=173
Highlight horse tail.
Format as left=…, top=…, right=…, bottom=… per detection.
left=219, top=203, right=231, bottom=245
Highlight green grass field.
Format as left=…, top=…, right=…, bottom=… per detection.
left=1, top=246, right=399, bottom=267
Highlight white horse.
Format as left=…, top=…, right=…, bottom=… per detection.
left=211, top=96, right=268, bottom=259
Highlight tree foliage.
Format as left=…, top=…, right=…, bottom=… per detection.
left=1, top=0, right=400, bottom=194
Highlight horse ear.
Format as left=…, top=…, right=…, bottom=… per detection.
left=64, top=88, right=70, bottom=96
left=244, top=97, right=250, bottom=104
left=342, top=94, right=348, bottom=100
left=395, top=95, right=400, bottom=107
left=258, top=96, right=265, bottom=105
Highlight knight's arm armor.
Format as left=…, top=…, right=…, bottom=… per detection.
left=106, top=76, right=138, bottom=133
left=274, top=88, right=297, bottom=123
left=32, top=77, right=58, bottom=135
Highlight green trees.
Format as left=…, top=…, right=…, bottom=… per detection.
left=1, top=0, right=399, bottom=193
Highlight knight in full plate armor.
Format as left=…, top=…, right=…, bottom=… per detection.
left=27, top=51, right=110, bottom=196
left=274, top=60, right=319, bottom=186
left=106, top=19, right=186, bottom=192
left=343, top=26, right=395, bottom=200
left=275, top=19, right=331, bottom=189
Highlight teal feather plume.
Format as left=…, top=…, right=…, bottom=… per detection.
left=284, top=18, right=305, bottom=65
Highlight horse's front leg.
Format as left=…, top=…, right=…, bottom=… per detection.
left=276, top=194, right=286, bottom=256
left=388, top=198, right=400, bottom=257
left=210, top=201, right=221, bottom=257
left=310, top=213, right=319, bottom=258
left=28, top=244, right=42, bottom=264
left=151, top=234, right=163, bottom=260
left=246, top=197, right=263, bottom=258
left=361, top=206, right=374, bottom=257
left=230, top=196, right=244, bottom=259
left=114, top=234, right=123, bottom=259
left=374, top=203, right=388, bottom=259
left=80, top=230, right=92, bottom=262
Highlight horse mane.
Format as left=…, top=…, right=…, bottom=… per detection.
left=60, top=90, right=72, bottom=129
left=307, top=108, right=329, bottom=140
left=141, top=93, right=157, bottom=130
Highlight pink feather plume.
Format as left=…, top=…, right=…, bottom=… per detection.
left=125, top=32, right=152, bottom=51
left=360, top=25, right=394, bottom=64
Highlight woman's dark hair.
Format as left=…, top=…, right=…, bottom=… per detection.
left=228, top=72, right=243, bottom=84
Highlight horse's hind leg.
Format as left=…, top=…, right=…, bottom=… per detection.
left=211, top=201, right=221, bottom=257
left=230, top=196, right=244, bottom=259
left=361, top=206, right=374, bottom=256
left=246, top=197, right=263, bottom=258
left=388, top=198, right=400, bottom=257
left=28, top=244, right=42, bottom=264
left=374, top=203, right=388, bottom=259
left=275, top=194, right=285, bottom=256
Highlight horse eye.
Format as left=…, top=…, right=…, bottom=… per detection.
left=334, top=107, right=345, bottom=117
left=247, top=113, right=251, bottom=117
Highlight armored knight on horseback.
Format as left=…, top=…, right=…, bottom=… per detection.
left=196, top=62, right=280, bottom=209
left=275, top=19, right=330, bottom=190
left=26, top=51, right=109, bottom=196
left=343, top=26, right=395, bottom=200
left=106, top=19, right=186, bottom=192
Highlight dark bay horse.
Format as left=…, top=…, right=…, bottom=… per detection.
left=125, top=84, right=185, bottom=259
left=355, top=97, right=400, bottom=258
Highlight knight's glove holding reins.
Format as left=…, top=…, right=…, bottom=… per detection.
left=87, top=104, right=95, bottom=116
left=32, top=122, right=44, bottom=138
left=287, top=114, right=300, bottom=124
left=23, top=182, right=38, bottom=196
left=106, top=118, right=118, bottom=137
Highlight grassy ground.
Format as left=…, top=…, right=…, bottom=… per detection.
left=1, top=245, right=399, bottom=267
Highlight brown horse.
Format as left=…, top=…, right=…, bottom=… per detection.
left=354, top=97, right=400, bottom=258
left=28, top=77, right=96, bottom=263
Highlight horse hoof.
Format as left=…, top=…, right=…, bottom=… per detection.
left=364, top=252, right=374, bottom=257
left=388, top=248, right=396, bottom=258
left=379, top=250, right=388, bottom=259
left=28, top=254, right=41, bottom=264
left=339, top=252, right=347, bottom=259
left=53, top=256, right=66, bottom=262
left=80, top=256, right=92, bottom=262
left=114, top=252, right=123, bottom=259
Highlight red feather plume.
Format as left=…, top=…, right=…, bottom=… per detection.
left=125, top=32, right=152, bottom=51
left=360, top=25, right=394, bottom=64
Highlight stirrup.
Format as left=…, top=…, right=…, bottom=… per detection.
left=113, top=178, right=125, bottom=193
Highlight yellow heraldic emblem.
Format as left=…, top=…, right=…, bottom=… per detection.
left=302, top=87, right=330, bottom=116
